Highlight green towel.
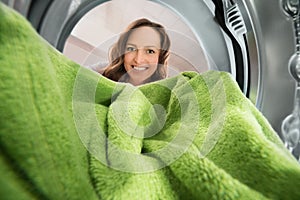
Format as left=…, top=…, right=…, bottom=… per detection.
left=1, top=3, right=300, bottom=199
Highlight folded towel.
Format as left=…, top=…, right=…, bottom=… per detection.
left=1, top=3, right=300, bottom=199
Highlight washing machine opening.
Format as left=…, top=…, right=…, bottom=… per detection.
left=61, top=0, right=214, bottom=79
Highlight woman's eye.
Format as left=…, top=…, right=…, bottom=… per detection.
left=147, top=49, right=156, bottom=54
left=126, top=47, right=135, bottom=52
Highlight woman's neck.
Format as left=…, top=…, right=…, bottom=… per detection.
left=128, top=78, right=143, bottom=86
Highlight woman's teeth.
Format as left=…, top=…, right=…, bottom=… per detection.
left=133, top=66, right=147, bottom=71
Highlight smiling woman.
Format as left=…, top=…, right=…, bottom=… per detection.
left=102, top=18, right=171, bottom=85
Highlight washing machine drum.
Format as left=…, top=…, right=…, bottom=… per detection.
left=4, top=0, right=294, bottom=136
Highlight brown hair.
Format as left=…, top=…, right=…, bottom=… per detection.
left=102, top=18, right=171, bottom=84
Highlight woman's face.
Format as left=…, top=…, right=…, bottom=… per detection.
left=124, top=26, right=161, bottom=86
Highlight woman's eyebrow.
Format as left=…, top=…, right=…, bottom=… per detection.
left=144, top=45, right=159, bottom=49
left=126, top=43, right=136, bottom=47
left=126, top=43, right=159, bottom=49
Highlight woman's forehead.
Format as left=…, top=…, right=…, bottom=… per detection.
left=126, top=26, right=161, bottom=48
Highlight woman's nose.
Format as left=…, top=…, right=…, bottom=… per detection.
left=134, top=50, right=146, bottom=64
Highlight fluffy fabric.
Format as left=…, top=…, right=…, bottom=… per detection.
left=1, top=3, right=300, bottom=199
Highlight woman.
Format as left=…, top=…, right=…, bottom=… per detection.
left=102, top=18, right=171, bottom=86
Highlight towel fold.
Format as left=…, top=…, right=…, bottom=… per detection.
left=1, top=3, right=300, bottom=200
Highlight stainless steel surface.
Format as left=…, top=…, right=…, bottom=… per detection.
left=281, top=0, right=300, bottom=17
left=1, top=0, right=31, bottom=16
left=280, top=0, right=300, bottom=156
left=245, top=0, right=295, bottom=137
left=156, top=0, right=231, bottom=72
left=223, top=0, right=248, bottom=94
left=39, top=0, right=75, bottom=47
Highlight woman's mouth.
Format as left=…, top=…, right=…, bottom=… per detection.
left=132, top=66, right=148, bottom=71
